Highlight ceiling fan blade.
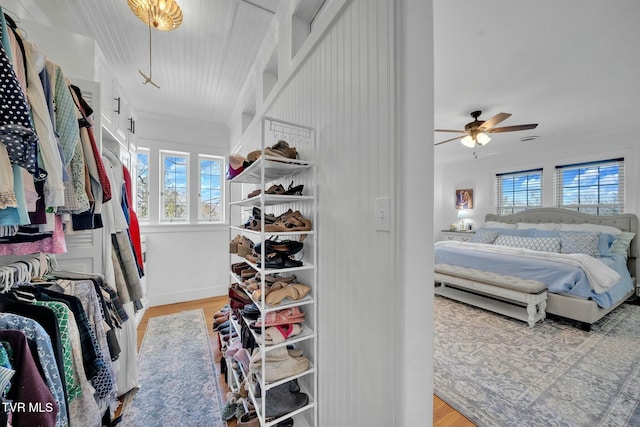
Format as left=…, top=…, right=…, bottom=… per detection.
left=489, top=124, right=538, bottom=133
left=435, top=135, right=465, bottom=146
left=434, top=129, right=466, bottom=133
left=479, top=113, right=511, bottom=131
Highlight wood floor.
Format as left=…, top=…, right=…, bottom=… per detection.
left=133, top=296, right=475, bottom=427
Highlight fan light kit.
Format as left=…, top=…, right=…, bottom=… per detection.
left=435, top=110, right=538, bottom=148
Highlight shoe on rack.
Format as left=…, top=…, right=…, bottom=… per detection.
left=255, top=239, right=303, bottom=256
left=247, top=150, right=261, bottom=163
left=264, top=210, right=312, bottom=233
left=229, top=235, right=242, bottom=253
left=237, top=236, right=255, bottom=258
left=265, top=274, right=297, bottom=285
left=221, top=392, right=242, bottom=420
left=252, top=354, right=310, bottom=383
left=265, top=283, right=312, bottom=306
left=264, top=140, right=298, bottom=160
left=263, top=380, right=309, bottom=418
left=252, top=207, right=277, bottom=224
left=213, top=305, right=230, bottom=319
left=237, top=411, right=260, bottom=427
left=253, top=307, right=305, bottom=328
left=283, top=181, right=304, bottom=196
left=232, top=262, right=250, bottom=275
left=257, top=252, right=303, bottom=269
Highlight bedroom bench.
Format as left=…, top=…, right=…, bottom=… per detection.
left=434, top=263, right=548, bottom=327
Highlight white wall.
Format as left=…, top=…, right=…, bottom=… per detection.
left=137, top=112, right=231, bottom=306
left=228, top=0, right=434, bottom=425
left=434, top=126, right=640, bottom=237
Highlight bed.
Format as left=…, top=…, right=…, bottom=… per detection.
left=434, top=208, right=638, bottom=329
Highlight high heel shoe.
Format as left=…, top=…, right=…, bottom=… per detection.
left=283, top=181, right=304, bottom=196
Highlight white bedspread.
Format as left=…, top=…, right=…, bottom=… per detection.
left=434, top=241, right=621, bottom=293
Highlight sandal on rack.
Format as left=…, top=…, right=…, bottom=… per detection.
left=264, top=210, right=312, bottom=233
left=252, top=307, right=305, bottom=328
left=265, top=283, right=312, bottom=306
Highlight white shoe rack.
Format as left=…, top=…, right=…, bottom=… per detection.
left=226, top=117, right=317, bottom=427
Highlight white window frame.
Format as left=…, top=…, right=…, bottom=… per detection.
left=555, top=158, right=624, bottom=215
left=198, top=154, right=225, bottom=223
left=160, top=150, right=190, bottom=222
left=495, top=168, right=543, bottom=215
left=136, top=148, right=150, bottom=221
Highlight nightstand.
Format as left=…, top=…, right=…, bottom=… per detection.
left=440, top=230, right=476, bottom=242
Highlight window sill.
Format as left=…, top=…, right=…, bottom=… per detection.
left=139, top=222, right=229, bottom=233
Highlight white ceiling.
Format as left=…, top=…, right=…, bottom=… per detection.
left=433, top=0, right=640, bottom=164
left=14, top=0, right=640, bottom=163
left=27, top=0, right=279, bottom=125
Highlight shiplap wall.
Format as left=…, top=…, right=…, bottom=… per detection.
left=267, top=0, right=397, bottom=422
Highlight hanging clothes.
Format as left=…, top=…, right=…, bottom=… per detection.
left=0, top=330, right=58, bottom=427
left=0, top=313, right=68, bottom=427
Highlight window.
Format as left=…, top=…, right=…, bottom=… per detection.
left=555, top=158, right=624, bottom=215
left=160, top=150, right=189, bottom=222
left=136, top=148, right=149, bottom=220
left=495, top=168, right=543, bottom=215
left=198, top=155, right=224, bottom=222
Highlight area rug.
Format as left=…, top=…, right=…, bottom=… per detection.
left=434, top=296, right=640, bottom=427
left=121, top=309, right=224, bottom=427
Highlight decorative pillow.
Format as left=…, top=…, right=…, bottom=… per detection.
left=483, top=221, right=517, bottom=229
left=559, top=232, right=600, bottom=257
left=610, top=231, right=636, bottom=259
left=470, top=229, right=499, bottom=244
left=517, top=222, right=561, bottom=231
left=494, top=235, right=561, bottom=252
left=559, top=223, right=622, bottom=236
left=532, top=229, right=560, bottom=238
left=486, top=227, right=534, bottom=237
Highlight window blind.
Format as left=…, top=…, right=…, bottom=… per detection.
left=555, top=158, right=624, bottom=215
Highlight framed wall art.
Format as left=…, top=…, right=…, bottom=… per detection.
left=455, top=189, right=473, bottom=210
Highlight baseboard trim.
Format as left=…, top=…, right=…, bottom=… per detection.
left=148, top=285, right=228, bottom=307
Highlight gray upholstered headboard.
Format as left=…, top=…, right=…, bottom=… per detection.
left=485, top=208, right=639, bottom=279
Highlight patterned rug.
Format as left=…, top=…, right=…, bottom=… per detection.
left=121, top=309, right=224, bottom=427
left=434, top=296, right=640, bottom=427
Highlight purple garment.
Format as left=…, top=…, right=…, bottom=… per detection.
left=0, top=330, right=58, bottom=427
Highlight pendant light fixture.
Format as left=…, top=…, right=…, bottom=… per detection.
left=128, top=0, right=183, bottom=31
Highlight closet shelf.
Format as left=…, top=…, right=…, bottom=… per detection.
left=256, top=397, right=316, bottom=427
left=231, top=195, right=315, bottom=208
left=256, top=364, right=316, bottom=390
left=230, top=226, right=317, bottom=239
left=229, top=157, right=313, bottom=184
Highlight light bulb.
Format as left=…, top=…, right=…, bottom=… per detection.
left=461, top=135, right=475, bottom=148
left=476, top=132, right=491, bottom=145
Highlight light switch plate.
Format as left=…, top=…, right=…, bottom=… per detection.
left=375, top=197, right=391, bottom=231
